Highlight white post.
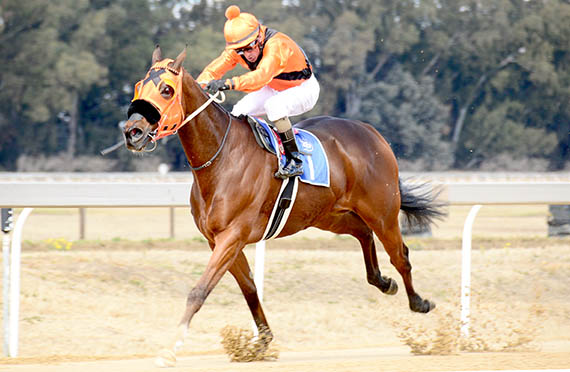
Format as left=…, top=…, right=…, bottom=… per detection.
left=79, top=208, right=86, bottom=240
left=169, top=207, right=175, bottom=239
left=2, top=233, right=10, bottom=356
left=460, top=204, right=481, bottom=338
left=8, top=207, right=33, bottom=357
left=252, top=240, right=266, bottom=335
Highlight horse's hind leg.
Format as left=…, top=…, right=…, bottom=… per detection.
left=374, top=219, right=435, bottom=313
left=325, top=212, right=397, bottom=295
left=360, top=232, right=399, bottom=295
left=228, top=250, right=272, bottom=340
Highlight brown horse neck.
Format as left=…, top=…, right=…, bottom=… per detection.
left=177, top=70, right=234, bottom=173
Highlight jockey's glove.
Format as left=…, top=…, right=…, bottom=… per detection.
left=205, top=79, right=230, bottom=94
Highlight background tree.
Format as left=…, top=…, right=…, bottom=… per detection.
left=415, top=0, right=568, bottom=168
left=358, top=64, right=453, bottom=169
left=0, top=0, right=57, bottom=168
left=0, top=0, right=568, bottom=172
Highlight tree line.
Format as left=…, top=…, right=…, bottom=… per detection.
left=0, top=0, right=568, bottom=172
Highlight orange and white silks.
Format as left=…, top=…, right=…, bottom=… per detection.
left=131, top=59, right=185, bottom=140
left=197, top=26, right=312, bottom=93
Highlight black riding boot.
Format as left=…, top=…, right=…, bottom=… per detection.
left=275, top=129, right=303, bottom=179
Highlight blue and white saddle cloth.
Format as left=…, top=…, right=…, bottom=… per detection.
left=253, top=117, right=330, bottom=187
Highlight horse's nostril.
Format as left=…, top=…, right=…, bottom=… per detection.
left=130, top=127, right=143, bottom=139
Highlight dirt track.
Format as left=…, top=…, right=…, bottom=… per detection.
left=1, top=235, right=569, bottom=371
left=3, top=347, right=570, bottom=372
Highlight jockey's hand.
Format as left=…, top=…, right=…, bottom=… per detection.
left=205, top=79, right=230, bottom=95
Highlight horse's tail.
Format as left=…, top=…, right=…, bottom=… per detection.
left=398, top=178, right=447, bottom=230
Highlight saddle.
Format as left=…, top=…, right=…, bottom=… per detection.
left=244, top=114, right=330, bottom=188
left=245, top=115, right=277, bottom=155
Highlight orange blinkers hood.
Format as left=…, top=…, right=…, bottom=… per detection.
left=131, top=59, right=185, bottom=141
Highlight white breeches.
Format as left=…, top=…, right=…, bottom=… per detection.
left=231, top=75, right=320, bottom=122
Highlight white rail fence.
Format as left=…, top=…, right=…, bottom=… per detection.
left=1, top=179, right=569, bottom=357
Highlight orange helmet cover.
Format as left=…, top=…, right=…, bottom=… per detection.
left=223, top=5, right=260, bottom=49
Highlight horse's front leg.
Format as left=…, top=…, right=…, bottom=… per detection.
left=229, top=251, right=272, bottom=339
left=155, top=231, right=245, bottom=367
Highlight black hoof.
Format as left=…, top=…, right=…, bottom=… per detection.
left=410, top=295, right=435, bottom=313
left=382, top=276, right=398, bottom=295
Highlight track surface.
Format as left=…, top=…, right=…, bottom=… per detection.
left=2, top=187, right=569, bottom=371
left=2, top=347, right=570, bottom=372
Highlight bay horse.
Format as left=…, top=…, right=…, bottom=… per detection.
left=122, top=46, right=444, bottom=366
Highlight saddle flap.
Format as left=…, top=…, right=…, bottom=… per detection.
left=246, top=116, right=277, bottom=155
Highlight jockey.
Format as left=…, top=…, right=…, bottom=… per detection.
left=197, top=5, right=320, bottom=179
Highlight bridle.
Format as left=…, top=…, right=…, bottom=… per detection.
left=161, top=88, right=233, bottom=171
left=187, top=100, right=233, bottom=171
left=133, top=61, right=233, bottom=171
left=105, top=59, right=235, bottom=172
left=145, top=88, right=233, bottom=171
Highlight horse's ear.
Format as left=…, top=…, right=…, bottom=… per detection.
left=152, top=45, right=162, bottom=65
left=171, top=47, right=187, bottom=73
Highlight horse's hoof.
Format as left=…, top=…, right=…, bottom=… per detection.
left=154, top=348, right=177, bottom=368
left=383, top=277, right=398, bottom=295
left=410, top=296, right=436, bottom=313
left=424, top=300, right=436, bottom=312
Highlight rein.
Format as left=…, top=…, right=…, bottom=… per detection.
left=188, top=109, right=233, bottom=171
left=179, top=90, right=226, bottom=128
left=176, top=89, right=232, bottom=171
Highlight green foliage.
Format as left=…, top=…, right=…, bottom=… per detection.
left=358, top=65, right=453, bottom=169
left=463, top=102, right=557, bottom=164
left=0, top=0, right=567, bottom=171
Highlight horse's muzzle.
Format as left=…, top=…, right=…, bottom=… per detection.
left=122, top=113, right=155, bottom=152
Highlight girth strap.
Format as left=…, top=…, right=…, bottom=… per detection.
left=262, top=176, right=299, bottom=240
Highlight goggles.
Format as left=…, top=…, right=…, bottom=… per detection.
left=235, top=39, right=259, bottom=55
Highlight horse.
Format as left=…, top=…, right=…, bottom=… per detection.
left=121, top=46, right=444, bottom=366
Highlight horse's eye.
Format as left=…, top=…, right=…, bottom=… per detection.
left=161, top=85, right=174, bottom=99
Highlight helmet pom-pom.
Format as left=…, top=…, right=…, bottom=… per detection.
left=225, top=5, right=241, bottom=20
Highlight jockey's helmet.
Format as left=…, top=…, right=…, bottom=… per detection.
left=223, top=5, right=261, bottom=50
